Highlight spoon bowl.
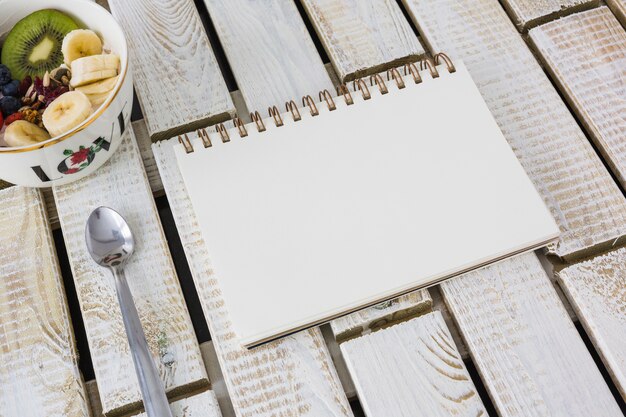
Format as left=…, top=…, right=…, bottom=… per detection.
left=84, top=206, right=173, bottom=417
left=85, top=206, right=135, bottom=269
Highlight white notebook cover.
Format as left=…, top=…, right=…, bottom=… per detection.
left=174, top=61, right=559, bottom=348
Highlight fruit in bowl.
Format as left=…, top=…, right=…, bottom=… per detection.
left=0, top=0, right=132, bottom=188
left=0, top=9, right=121, bottom=148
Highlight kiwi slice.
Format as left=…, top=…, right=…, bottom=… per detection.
left=1, top=10, right=79, bottom=80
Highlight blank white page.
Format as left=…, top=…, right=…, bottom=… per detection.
left=175, top=61, right=559, bottom=348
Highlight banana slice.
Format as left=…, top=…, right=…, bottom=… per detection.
left=75, top=75, right=119, bottom=95
left=70, top=54, right=119, bottom=87
left=85, top=91, right=110, bottom=107
left=4, top=120, right=51, bottom=147
left=43, top=91, right=92, bottom=137
left=62, top=29, right=103, bottom=66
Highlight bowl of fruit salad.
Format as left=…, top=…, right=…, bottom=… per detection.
left=0, top=0, right=132, bottom=187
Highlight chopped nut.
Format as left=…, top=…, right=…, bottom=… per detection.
left=43, top=71, right=50, bottom=88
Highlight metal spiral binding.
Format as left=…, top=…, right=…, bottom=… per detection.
left=181, top=53, right=455, bottom=153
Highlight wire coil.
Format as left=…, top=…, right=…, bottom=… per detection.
left=178, top=53, right=455, bottom=152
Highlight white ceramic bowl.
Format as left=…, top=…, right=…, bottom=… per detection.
left=0, top=0, right=132, bottom=187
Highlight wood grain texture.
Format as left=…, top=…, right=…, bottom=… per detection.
left=0, top=187, right=90, bottom=417
left=401, top=0, right=626, bottom=260
left=153, top=138, right=353, bottom=417
left=607, top=0, right=626, bottom=28
left=341, top=312, right=486, bottom=417
left=500, top=0, right=598, bottom=30
left=440, top=253, right=622, bottom=417
left=107, top=0, right=235, bottom=141
left=529, top=7, right=626, bottom=190
left=133, top=119, right=164, bottom=194
left=53, top=127, right=208, bottom=417
left=135, top=391, right=222, bottom=417
left=330, top=291, right=432, bottom=343
left=86, top=379, right=223, bottom=417
left=203, top=0, right=334, bottom=114
left=299, top=0, right=425, bottom=81
left=558, top=248, right=626, bottom=400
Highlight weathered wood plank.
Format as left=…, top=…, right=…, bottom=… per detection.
left=440, top=253, right=622, bottom=417
left=330, top=291, right=432, bottom=343
left=153, top=139, right=353, bottom=417
left=342, top=312, right=486, bottom=417
left=402, top=0, right=626, bottom=260
left=203, top=0, right=334, bottom=113
left=607, top=0, right=626, bottom=28
left=53, top=127, right=208, bottom=417
left=107, top=0, right=235, bottom=141
left=136, top=391, right=222, bottom=417
left=558, top=248, right=626, bottom=400
left=0, top=187, right=90, bottom=417
left=529, top=7, right=626, bottom=190
left=86, top=379, right=223, bottom=417
left=500, top=0, right=598, bottom=30
left=299, top=0, right=425, bottom=81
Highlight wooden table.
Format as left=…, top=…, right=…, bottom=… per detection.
left=1, top=1, right=625, bottom=416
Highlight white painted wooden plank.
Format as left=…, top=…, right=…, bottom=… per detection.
left=203, top=0, right=334, bottom=114
left=299, top=0, right=425, bottom=81
left=607, top=0, right=626, bottom=28
left=342, top=312, right=487, bottom=417
left=529, top=7, right=626, bottom=190
left=153, top=138, right=353, bottom=417
left=500, top=0, right=598, bottom=30
left=330, top=291, right=432, bottom=343
left=558, top=248, right=626, bottom=401
left=440, top=253, right=622, bottom=417
left=135, top=391, right=222, bottom=417
left=53, top=127, right=208, bottom=417
left=86, top=379, right=223, bottom=417
left=0, top=187, right=90, bottom=417
left=107, top=0, right=235, bottom=141
left=133, top=119, right=164, bottom=194
left=401, top=0, right=626, bottom=260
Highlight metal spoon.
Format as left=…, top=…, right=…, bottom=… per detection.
left=85, top=206, right=173, bottom=417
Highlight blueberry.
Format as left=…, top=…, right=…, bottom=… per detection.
left=0, top=96, right=20, bottom=117
left=1, top=80, right=20, bottom=97
left=0, top=65, right=11, bottom=86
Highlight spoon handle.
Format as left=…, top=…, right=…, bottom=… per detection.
left=112, top=267, right=174, bottom=417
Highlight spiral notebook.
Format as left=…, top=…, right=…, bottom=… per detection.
left=173, top=56, right=559, bottom=348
